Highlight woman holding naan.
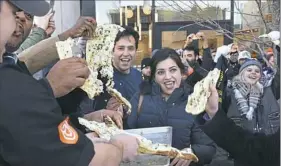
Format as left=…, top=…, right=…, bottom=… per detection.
left=127, top=48, right=215, bottom=166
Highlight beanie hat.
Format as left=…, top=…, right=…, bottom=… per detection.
left=239, top=59, right=262, bottom=73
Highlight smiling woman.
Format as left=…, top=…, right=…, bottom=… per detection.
left=151, top=48, right=184, bottom=99
left=127, top=48, right=216, bottom=166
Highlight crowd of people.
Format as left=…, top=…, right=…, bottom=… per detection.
left=0, top=0, right=280, bottom=166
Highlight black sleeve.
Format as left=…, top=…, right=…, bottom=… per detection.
left=0, top=66, right=95, bottom=166
left=37, top=75, right=88, bottom=116
left=201, top=48, right=214, bottom=71
left=199, top=110, right=280, bottom=166
left=190, top=122, right=216, bottom=165
left=56, top=88, right=88, bottom=115
left=185, top=70, right=204, bottom=87
left=271, top=67, right=280, bottom=100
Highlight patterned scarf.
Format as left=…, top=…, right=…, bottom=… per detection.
left=231, top=75, right=263, bottom=120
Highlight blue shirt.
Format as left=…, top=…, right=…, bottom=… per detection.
left=80, top=67, right=142, bottom=114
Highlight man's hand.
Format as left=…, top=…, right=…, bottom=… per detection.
left=59, top=17, right=97, bottom=40
left=84, top=109, right=124, bottom=129
left=106, top=97, right=121, bottom=111
left=110, top=134, right=140, bottom=162
left=184, top=33, right=195, bottom=48
left=45, top=15, right=56, bottom=36
left=34, top=11, right=54, bottom=31
left=46, top=57, right=90, bottom=98
left=196, top=32, right=208, bottom=48
left=86, top=132, right=109, bottom=143
left=205, top=85, right=219, bottom=119
left=196, top=32, right=206, bottom=40
left=170, top=158, right=191, bottom=166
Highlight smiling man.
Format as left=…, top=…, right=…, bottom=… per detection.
left=81, top=27, right=143, bottom=128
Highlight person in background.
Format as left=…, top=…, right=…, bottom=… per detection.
left=196, top=85, right=280, bottom=166
left=237, top=50, right=251, bottom=65
left=16, top=11, right=56, bottom=79
left=213, top=43, right=240, bottom=87
left=220, top=59, right=280, bottom=166
left=184, top=32, right=214, bottom=71
left=16, top=11, right=55, bottom=54
left=128, top=48, right=215, bottom=166
left=225, top=43, right=240, bottom=80
left=182, top=45, right=208, bottom=87
left=140, top=57, right=151, bottom=80
left=266, top=51, right=275, bottom=67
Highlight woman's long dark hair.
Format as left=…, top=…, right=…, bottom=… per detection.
left=139, top=48, right=185, bottom=94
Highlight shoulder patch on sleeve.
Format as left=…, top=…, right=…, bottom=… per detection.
left=58, top=117, right=79, bottom=144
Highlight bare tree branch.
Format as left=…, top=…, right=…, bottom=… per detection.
left=255, top=0, right=269, bottom=32
left=158, top=0, right=277, bottom=61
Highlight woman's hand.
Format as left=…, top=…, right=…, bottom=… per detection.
left=170, top=158, right=191, bottom=166
left=205, top=85, right=219, bottom=119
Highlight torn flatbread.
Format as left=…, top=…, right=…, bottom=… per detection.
left=186, top=68, right=220, bottom=115
left=78, top=117, right=198, bottom=162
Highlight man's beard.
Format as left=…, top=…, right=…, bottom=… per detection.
left=187, top=59, right=197, bottom=67
left=5, top=36, right=24, bottom=53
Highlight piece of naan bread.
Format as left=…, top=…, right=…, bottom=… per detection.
left=56, top=38, right=76, bottom=59
left=186, top=68, right=220, bottom=115
left=78, top=117, right=198, bottom=162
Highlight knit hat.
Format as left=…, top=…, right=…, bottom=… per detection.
left=239, top=59, right=262, bottom=73
left=238, top=51, right=251, bottom=61
left=141, top=57, right=151, bottom=70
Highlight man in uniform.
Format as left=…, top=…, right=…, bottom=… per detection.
left=0, top=1, right=140, bottom=165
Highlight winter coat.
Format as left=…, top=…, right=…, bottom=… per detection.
left=216, top=85, right=280, bottom=166
left=226, top=87, right=280, bottom=134
left=127, top=82, right=215, bottom=165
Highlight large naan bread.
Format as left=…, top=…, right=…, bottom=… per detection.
left=78, top=117, right=199, bottom=162
left=56, top=24, right=131, bottom=113
left=185, top=68, right=221, bottom=115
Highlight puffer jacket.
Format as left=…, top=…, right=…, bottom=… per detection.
left=127, top=82, right=216, bottom=166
